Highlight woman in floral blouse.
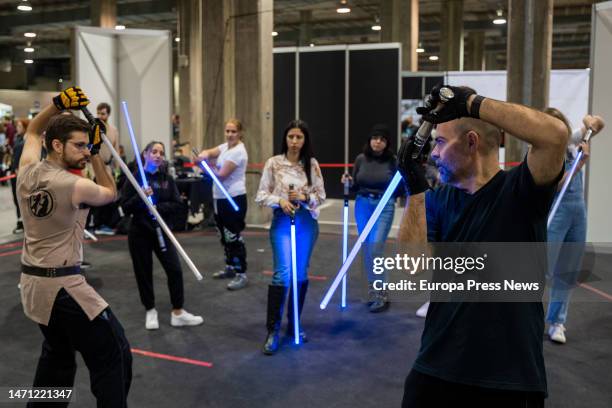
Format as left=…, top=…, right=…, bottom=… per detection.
left=255, top=119, right=326, bottom=355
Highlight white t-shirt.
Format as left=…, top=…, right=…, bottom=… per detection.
left=213, top=142, right=248, bottom=199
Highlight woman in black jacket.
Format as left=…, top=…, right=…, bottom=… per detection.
left=121, top=141, right=203, bottom=330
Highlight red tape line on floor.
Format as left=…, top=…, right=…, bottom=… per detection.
left=579, top=283, right=612, bottom=302
left=184, top=161, right=521, bottom=170
left=131, top=348, right=213, bottom=368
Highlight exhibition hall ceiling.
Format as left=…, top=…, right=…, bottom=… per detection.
left=0, top=0, right=600, bottom=84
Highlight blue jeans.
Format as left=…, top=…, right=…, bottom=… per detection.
left=546, top=194, right=586, bottom=324
left=269, top=207, right=319, bottom=286
left=354, top=194, right=396, bottom=283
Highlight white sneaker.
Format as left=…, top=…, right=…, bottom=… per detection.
left=171, top=310, right=204, bottom=327
left=416, top=301, right=430, bottom=318
left=145, top=309, right=159, bottom=330
left=548, top=323, right=566, bottom=344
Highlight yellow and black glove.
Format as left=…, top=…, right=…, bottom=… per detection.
left=52, top=87, right=90, bottom=111
left=89, top=119, right=105, bottom=156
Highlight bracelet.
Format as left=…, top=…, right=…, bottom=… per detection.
left=470, top=95, right=485, bottom=119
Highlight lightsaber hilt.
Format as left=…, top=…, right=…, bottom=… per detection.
left=80, top=107, right=203, bottom=281
left=412, top=88, right=453, bottom=159
left=547, top=128, right=593, bottom=228
left=289, top=184, right=297, bottom=219
left=121, top=102, right=167, bottom=252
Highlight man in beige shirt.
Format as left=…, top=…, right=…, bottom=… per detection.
left=18, top=87, right=131, bottom=407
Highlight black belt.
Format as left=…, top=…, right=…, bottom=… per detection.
left=22, top=264, right=82, bottom=278
left=358, top=192, right=383, bottom=199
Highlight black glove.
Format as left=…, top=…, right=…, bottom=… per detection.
left=397, top=137, right=430, bottom=196
left=416, top=84, right=477, bottom=124
left=89, top=119, right=105, bottom=156
left=53, top=87, right=90, bottom=111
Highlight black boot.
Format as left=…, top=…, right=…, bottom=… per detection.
left=286, top=281, right=309, bottom=343
left=263, top=285, right=287, bottom=355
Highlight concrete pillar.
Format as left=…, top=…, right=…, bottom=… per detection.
left=299, top=10, right=312, bottom=46
left=233, top=0, right=273, bottom=224
left=440, top=0, right=464, bottom=71
left=381, top=0, right=418, bottom=71
left=91, top=0, right=117, bottom=28
left=484, top=51, right=500, bottom=70
left=465, top=31, right=485, bottom=71
left=505, top=0, right=553, bottom=163
left=177, top=0, right=273, bottom=224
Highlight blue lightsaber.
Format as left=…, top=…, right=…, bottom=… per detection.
left=192, top=148, right=239, bottom=212
left=121, top=101, right=167, bottom=251
left=547, top=128, right=593, bottom=228
left=341, top=179, right=350, bottom=308
left=289, top=184, right=300, bottom=344
left=320, top=171, right=403, bottom=310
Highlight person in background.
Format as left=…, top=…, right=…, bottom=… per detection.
left=121, top=141, right=203, bottom=330
left=10, top=118, right=30, bottom=234
left=86, top=102, right=120, bottom=236
left=197, top=119, right=249, bottom=290
left=255, top=119, right=326, bottom=355
left=543, top=109, right=605, bottom=344
left=341, top=124, right=402, bottom=313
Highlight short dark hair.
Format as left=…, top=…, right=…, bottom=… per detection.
left=45, top=114, right=90, bottom=150
left=97, top=102, right=111, bottom=115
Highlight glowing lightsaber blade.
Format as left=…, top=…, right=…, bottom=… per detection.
left=320, top=171, right=403, bottom=310
left=289, top=184, right=300, bottom=344
left=121, top=101, right=167, bottom=252
left=80, top=107, right=203, bottom=281
left=547, top=128, right=593, bottom=228
left=84, top=228, right=98, bottom=241
left=191, top=148, right=239, bottom=212
left=341, top=178, right=349, bottom=308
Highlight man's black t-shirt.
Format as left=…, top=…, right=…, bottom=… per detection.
left=416, top=161, right=562, bottom=394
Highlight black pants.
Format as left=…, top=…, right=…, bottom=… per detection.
left=128, top=224, right=184, bottom=310
left=402, top=370, right=545, bottom=408
left=29, top=289, right=132, bottom=408
left=10, top=176, right=20, bottom=219
left=214, top=194, right=248, bottom=273
left=92, top=201, right=120, bottom=229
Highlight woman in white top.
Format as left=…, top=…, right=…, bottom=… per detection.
left=197, top=119, right=249, bottom=290
left=255, top=119, right=326, bottom=355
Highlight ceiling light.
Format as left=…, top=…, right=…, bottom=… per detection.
left=24, top=59, right=33, bottom=64
left=493, top=9, right=506, bottom=25
left=24, top=32, right=36, bottom=38
left=115, top=25, right=126, bottom=30
left=336, top=0, right=351, bottom=14
left=58, top=78, right=63, bottom=83
left=309, top=43, right=315, bottom=47
left=17, top=0, right=32, bottom=12
left=271, top=31, right=278, bottom=37
left=24, top=47, right=34, bottom=53
left=174, top=37, right=180, bottom=42
left=371, top=16, right=381, bottom=31
left=429, top=55, right=439, bottom=61
left=416, top=42, right=425, bottom=53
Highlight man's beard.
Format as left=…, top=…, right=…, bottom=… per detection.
left=65, top=157, right=87, bottom=170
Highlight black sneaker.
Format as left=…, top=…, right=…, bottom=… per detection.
left=12, top=221, right=24, bottom=234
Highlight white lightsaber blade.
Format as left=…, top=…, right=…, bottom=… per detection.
left=290, top=217, right=300, bottom=344
left=84, top=228, right=98, bottom=241
left=547, top=128, right=593, bottom=228
left=341, top=179, right=349, bottom=308
left=121, top=101, right=167, bottom=252
left=320, top=171, right=403, bottom=309
left=191, top=149, right=239, bottom=212
left=81, top=108, right=202, bottom=281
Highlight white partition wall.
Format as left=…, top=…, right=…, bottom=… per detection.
left=586, top=2, right=612, bottom=242
left=74, top=26, right=172, bottom=160
left=446, top=70, right=590, bottom=129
